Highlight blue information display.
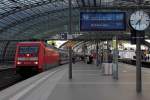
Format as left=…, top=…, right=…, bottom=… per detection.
left=80, top=12, right=126, bottom=31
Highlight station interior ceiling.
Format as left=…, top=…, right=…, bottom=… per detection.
left=0, top=0, right=150, bottom=42
left=0, top=0, right=150, bottom=63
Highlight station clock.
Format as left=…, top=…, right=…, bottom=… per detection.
left=130, top=10, right=150, bottom=31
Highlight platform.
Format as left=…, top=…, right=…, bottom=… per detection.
left=1, top=62, right=150, bottom=100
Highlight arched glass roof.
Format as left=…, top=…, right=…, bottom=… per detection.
left=0, top=0, right=150, bottom=40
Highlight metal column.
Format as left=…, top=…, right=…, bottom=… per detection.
left=68, top=0, right=72, bottom=79
left=136, top=32, right=142, bottom=93
left=107, top=41, right=109, bottom=63
left=96, top=41, right=99, bottom=66
left=83, top=42, right=86, bottom=63
left=102, top=42, right=104, bottom=64
left=69, top=47, right=72, bottom=79
left=112, top=36, right=118, bottom=80
left=99, top=41, right=102, bottom=69
left=135, top=0, right=143, bottom=93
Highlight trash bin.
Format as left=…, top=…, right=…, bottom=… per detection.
left=103, top=63, right=112, bottom=75
left=102, top=50, right=113, bottom=75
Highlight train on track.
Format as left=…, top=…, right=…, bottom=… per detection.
left=118, top=49, right=150, bottom=68
left=119, top=49, right=150, bottom=61
left=14, top=41, right=69, bottom=77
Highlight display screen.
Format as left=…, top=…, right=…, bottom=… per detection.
left=19, top=46, right=39, bottom=54
left=80, top=12, right=126, bottom=31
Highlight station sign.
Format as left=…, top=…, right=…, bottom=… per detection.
left=80, top=12, right=126, bottom=31
left=60, top=32, right=67, bottom=40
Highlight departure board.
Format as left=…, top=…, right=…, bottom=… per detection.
left=80, top=12, right=126, bottom=31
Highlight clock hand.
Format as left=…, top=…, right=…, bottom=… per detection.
left=136, top=19, right=141, bottom=25
left=138, top=15, right=144, bottom=29
left=139, top=15, right=143, bottom=29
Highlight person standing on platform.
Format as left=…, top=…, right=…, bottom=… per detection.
left=108, top=51, right=113, bottom=63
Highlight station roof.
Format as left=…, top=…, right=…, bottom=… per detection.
left=0, top=0, right=150, bottom=40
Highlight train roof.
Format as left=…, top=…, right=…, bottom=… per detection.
left=17, top=41, right=43, bottom=44
left=17, top=41, right=67, bottom=52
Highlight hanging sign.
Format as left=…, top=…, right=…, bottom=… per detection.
left=80, top=12, right=126, bottom=31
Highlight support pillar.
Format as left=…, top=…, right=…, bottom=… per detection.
left=69, top=47, right=72, bottom=79
left=96, top=41, right=99, bottom=66
left=99, top=41, right=102, bottom=69
left=136, top=32, right=142, bottom=93
left=68, top=0, right=72, bottom=79
left=112, top=36, right=118, bottom=80
left=83, top=42, right=86, bottom=63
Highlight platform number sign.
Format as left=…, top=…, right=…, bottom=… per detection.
left=60, top=33, right=67, bottom=40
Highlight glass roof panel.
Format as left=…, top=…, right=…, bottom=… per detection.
left=0, top=9, right=6, bottom=14
left=4, top=16, right=16, bottom=23
left=0, top=19, right=11, bottom=25
left=0, top=0, right=150, bottom=40
left=14, top=11, right=27, bottom=19
left=19, top=10, right=31, bottom=17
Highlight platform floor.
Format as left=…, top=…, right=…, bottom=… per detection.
left=1, top=62, right=150, bottom=100
left=49, top=63, right=150, bottom=100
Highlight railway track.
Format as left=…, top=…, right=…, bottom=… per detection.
left=0, top=63, right=69, bottom=91
left=0, top=68, right=23, bottom=91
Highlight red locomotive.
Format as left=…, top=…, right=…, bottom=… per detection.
left=14, top=41, right=68, bottom=76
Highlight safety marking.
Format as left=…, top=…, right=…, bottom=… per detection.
left=58, top=82, right=150, bottom=85
left=9, top=68, right=63, bottom=100
left=73, top=70, right=99, bottom=71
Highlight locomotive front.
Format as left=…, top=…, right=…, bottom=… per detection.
left=15, top=42, right=40, bottom=76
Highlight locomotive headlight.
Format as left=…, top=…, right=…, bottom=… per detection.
left=27, top=54, right=30, bottom=57
left=34, top=61, right=38, bottom=64
left=17, top=61, right=21, bottom=64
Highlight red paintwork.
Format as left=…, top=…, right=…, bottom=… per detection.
left=14, top=41, right=60, bottom=73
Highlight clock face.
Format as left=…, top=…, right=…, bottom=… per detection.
left=130, top=10, right=150, bottom=31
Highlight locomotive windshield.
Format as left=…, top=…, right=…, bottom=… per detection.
left=18, top=46, right=39, bottom=54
